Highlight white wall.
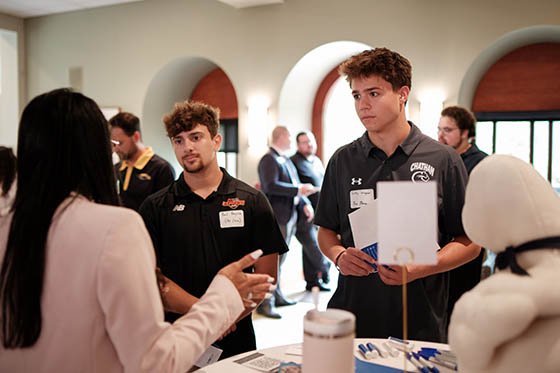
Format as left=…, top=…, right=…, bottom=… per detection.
left=0, top=12, right=24, bottom=148
left=0, top=29, right=18, bottom=148
left=22, top=0, right=560, bottom=183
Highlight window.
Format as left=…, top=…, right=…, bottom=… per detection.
left=475, top=111, right=560, bottom=194
left=218, top=118, right=238, bottom=177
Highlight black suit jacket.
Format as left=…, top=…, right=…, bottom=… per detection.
left=258, top=147, right=309, bottom=225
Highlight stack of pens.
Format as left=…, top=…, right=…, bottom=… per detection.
left=356, top=338, right=458, bottom=372
left=356, top=337, right=412, bottom=361
left=416, top=348, right=458, bottom=371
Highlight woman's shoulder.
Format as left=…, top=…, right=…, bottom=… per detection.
left=57, top=196, right=144, bottom=233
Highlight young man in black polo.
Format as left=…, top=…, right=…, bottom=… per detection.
left=139, top=100, right=287, bottom=358
left=109, top=112, right=175, bottom=211
left=314, top=48, right=481, bottom=342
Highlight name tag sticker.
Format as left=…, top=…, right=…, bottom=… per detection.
left=350, top=189, right=374, bottom=209
left=219, top=210, right=244, bottom=228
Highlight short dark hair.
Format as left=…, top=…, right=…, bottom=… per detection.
left=296, top=131, right=311, bottom=143
left=339, top=47, right=412, bottom=91
left=108, top=112, right=140, bottom=136
left=441, top=106, right=477, bottom=139
left=0, top=147, right=16, bottom=196
left=163, top=100, right=220, bottom=138
left=0, top=88, right=119, bottom=348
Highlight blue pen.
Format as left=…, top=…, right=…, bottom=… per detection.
left=431, top=356, right=458, bottom=371
left=358, top=343, right=372, bottom=359
left=388, top=336, right=414, bottom=352
left=406, top=352, right=429, bottom=373
left=365, top=342, right=380, bottom=358
left=413, top=352, right=439, bottom=373
left=370, top=343, right=388, bottom=358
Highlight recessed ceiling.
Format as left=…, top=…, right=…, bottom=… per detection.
left=216, top=0, right=284, bottom=9
left=0, top=0, right=143, bottom=18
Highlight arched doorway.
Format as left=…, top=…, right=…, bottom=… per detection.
left=458, top=26, right=560, bottom=190
left=277, top=40, right=372, bottom=161
left=142, top=57, right=239, bottom=176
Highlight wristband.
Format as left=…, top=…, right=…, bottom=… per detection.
left=334, top=250, right=345, bottom=271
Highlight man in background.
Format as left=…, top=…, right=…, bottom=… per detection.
left=109, top=112, right=174, bottom=211
left=438, top=105, right=489, bottom=317
left=290, top=131, right=331, bottom=291
left=438, top=106, right=488, bottom=174
left=257, top=125, right=316, bottom=318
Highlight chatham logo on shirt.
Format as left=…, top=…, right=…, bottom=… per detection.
left=410, top=162, right=435, bottom=182
left=351, top=177, right=362, bottom=186
left=222, top=198, right=246, bottom=209
left=172, top=204, right=185, bottom=212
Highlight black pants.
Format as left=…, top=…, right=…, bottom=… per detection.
left=295, top=212, right=330, bottom=285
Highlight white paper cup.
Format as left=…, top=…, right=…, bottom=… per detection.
left=302, top=309, right=355, bottom=373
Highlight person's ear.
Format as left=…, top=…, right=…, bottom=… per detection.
left=213, top=133, right=223, bottom=151
left=398, top=86, right=410, bottom=103
left=132, top=130, right=141, bottom=143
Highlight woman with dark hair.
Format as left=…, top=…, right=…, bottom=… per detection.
left=0, top=88, right=274, bottom=372
left=0, top=147, right=17, bottom=217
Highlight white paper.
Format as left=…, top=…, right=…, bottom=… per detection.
left=234, top=352, right=282, bottom=372
left=219, top=210, right=244, bottom=228
left=348, top=200, right=377, bottom=249
left=194, top=345, right=222, bottom=367
left=377, top=181, right=438, bottom=265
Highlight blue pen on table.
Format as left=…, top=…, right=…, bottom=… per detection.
left=358, top=344, right=373, bottom=360
left=365, top=343, right=380, bottom=359
left=406, top=352, right=429, bottom=373
left=431, top=356, right=458, bottom=371
left=418, top=350, right=457, bottom=371
left=420, top=347, right=456, bottom=359
left=368, top=342, right=388, bottom=358
left=388, top=336, right=414, bottom=352
left=382, top=342, right=399, bottom=357
left=412, top=352, right=439, bottom=373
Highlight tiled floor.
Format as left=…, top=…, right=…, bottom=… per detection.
left=252, top=240, right=339, bottom=349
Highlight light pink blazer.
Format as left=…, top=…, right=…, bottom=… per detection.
left=0, top=196, right=243, bottom=372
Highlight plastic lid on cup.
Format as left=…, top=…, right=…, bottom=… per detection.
left=304, top=309, right=355, bottom=337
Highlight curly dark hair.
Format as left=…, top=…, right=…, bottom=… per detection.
left=441, top=106, right=477, bottom=139
left=339, top=47, right=412, bottom=91
left=163, top=100, right=220, bottom=138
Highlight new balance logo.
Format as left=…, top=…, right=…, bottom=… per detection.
left=351, top=177, right=362, bottom=185
left=172, top=204, right=185, bottom=212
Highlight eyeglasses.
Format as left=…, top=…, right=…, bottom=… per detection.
left=111, top=139, right=121, bottom=146
left=437, top=127, right=459, bottom=134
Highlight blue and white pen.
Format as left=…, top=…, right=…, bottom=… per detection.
left=388, top=336, right=414, bottom=352
left=382, top=342, right=399, bottom=357
left=406, top=352, right=429, bottom=373
left=358, top=344, right=373, bottom=359
left=431, top=356, right=458, bottom=371
left=366, top=343, right=380, bottom=359
left=369, top=342, right=388, bottom=358
left=413, top=352, right=439, bottom=373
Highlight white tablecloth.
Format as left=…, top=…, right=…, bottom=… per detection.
left=197, top=338, right=454, bottom=372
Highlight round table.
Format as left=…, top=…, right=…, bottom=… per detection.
left=197, top=338, right=454, bottom=372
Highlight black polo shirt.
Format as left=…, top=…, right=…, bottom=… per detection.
left=138, top=169, right=288, bottom=358
left=290, top=152, right=325, bottom=209
left=461, top=143, right=488, bottom=174
left=115, top=149, right=175, bottom=211
left=314, top=123, right=468, bottom=342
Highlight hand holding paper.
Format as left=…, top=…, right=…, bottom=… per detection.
left=336, top=247, right=377, bottom=277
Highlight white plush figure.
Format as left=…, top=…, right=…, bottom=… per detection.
left=448, top=154, right=560, bottom=373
